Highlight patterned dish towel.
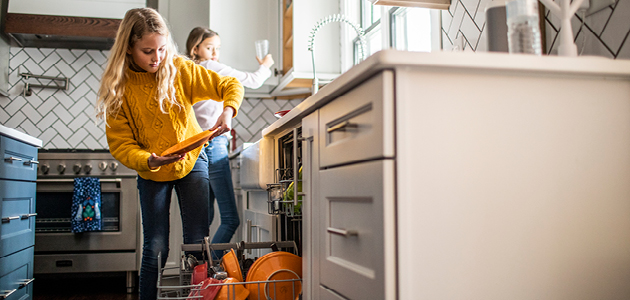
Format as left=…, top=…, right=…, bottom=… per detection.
left=71, top=177, right=102, bottom=233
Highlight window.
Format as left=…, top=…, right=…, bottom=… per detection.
left=347, top=0, right=437, bottom=67
left=360, top=0, right=381, bottom=29
left=391, top=7, right=432, bottom=52
left=354, top=0, right=383, bottom=64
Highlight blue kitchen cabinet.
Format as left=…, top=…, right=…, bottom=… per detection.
left=0, top=180, right=36, bottom=258
left=0, top=247, right=34, bottom=300
left=0, top=127, right=40, bottom=300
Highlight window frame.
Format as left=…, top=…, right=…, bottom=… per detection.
left=343, top=0, right=442, bottom=70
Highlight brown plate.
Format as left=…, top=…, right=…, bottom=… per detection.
left=160, top=129, right=216, bottom=156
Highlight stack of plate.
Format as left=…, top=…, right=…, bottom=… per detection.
left=245, top=251, right=302, bottom=300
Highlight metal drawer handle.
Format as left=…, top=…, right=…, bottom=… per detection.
left=0, top=289, right=16, bottom=299
left=23, top=160, right=39, bottom=166
left=1, top=216, right=20, bottom=223
left=327, top=227, right=359, bottom=237
left=19, top=278, right=35, bottom=288
left=4, top=156, right=23, bottom=162
left=21, top=213, right=38, bottom=219
left=327, top=121, right=357, bottom=133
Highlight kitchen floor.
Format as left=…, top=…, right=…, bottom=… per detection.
left=33, top=273, right=139, bottom=300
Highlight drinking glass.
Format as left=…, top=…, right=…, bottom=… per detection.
left=255, top=39, right=269, bottom=59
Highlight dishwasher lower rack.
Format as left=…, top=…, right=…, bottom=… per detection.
left=156, top=239, right=302, bottom=300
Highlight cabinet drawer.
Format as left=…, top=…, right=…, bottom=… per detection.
left=0, top=136, right=38, bottom=181
left=319, top=71, right=394, bottom=168
left=0, top=246, right=34, bottom=300
left=1, top=180, right=36, bottom=257
left=318, top=160, right=394, bottom=300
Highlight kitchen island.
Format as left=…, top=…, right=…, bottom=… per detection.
left=254, top=50, right=630, bottom=299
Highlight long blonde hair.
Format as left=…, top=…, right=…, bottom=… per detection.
left=186, top=27, right=219, bottom=63
left=96, top=8, right=180, bottom=121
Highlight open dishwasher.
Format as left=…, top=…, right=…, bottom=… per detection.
left=157, top=236, right=302, bottom=300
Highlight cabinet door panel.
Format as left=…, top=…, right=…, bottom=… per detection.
left=319, top=71, right=394, bottom=168
left=0, top=246, right=34, bottom=300
left=0, top=136, right=38, bottom=181
left=209, top=0, right=279, bottom=87
left=318, top=160, right=392, bottom=300
left=0, top=180, right=36, bottom=258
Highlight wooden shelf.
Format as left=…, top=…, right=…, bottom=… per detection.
left=282, top=0, right=293, bottom=74
left=284, top=35, right=293, bottom=49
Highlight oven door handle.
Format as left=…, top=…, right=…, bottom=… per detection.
left=37, top=178, right=122, bottom=183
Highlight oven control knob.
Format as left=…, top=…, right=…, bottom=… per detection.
left=73, top=163, right=82, bottom=174
left=110, top=162, right=119, bottom=171
left=57, top=163, right=66, bottom=174
left=99, top=161, right=108, bottom=171
left=84, top=164, right=93, bottom=174
left=40, top=163, right=50, bottom=174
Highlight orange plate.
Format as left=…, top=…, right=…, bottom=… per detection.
left=221, top=248, right=243, bottom=282
left=160, top=129, right=216, bottom=157
left=215, top=277, right=249, bottom=300
left=245, top=251, right=302, bottom=300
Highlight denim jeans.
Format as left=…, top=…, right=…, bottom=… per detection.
left=204, top=136, right=240, bottom=259
left=137, top=152, right=209, bottom=300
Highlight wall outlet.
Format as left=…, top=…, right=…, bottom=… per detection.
left=587, top=0, right=616, bottom=16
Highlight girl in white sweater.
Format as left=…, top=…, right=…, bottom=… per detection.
left=186, top=27, right=274, bottom=259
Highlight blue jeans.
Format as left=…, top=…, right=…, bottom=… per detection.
left=204, top=136, right=239, bottom=259
left=137, top=152, right=209, bottom=300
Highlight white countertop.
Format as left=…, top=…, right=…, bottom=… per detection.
left=0, top=124, right=43, bottom=147
left=263, top=50, right=630, bottom=137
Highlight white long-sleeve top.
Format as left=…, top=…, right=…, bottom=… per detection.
left=193, top=60, right=272, bottom=131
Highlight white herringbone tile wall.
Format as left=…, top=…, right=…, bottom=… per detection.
left=441, top=0, right=629, bottom=59
left=0, top=47, right=301, bottom=149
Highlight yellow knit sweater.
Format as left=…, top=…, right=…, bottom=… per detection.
left=106, top=56, right=243, bottom=182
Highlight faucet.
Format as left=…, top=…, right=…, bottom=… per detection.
left=308, top=14, right=367, bottom=94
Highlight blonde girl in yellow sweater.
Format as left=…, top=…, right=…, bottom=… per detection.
left=95, top=8, right=243, bottom=300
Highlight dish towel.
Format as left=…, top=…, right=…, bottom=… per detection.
left=71, top=177, right=102, bottom=233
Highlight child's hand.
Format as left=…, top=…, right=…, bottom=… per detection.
left=256, top=54, right=274, bottom=68
left=209, top=107, right=234, bottom=139
left=147, top=152, right=185, bottom=169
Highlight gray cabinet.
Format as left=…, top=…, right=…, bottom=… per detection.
left=302, top=71, right=397, bottom=299
left=300, top=51, right=630, bottom=299
left=1, top=133, right=39, bottom=300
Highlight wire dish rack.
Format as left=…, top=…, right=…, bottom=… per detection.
left=267, top=167, right=303, bottom=217
left=157, top=238, right=302, bottom=300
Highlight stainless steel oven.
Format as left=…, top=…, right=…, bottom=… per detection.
left=34, top=149, right=139, bottom=293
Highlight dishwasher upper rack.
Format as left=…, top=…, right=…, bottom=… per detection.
left=267, top=167, right=303, bottom=217
left=156, top=239, right=301, bottom=299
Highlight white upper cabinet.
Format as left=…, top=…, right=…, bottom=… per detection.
left=369, top=0, right=450, bottom=10
left=209, top=0, right=280, bottom=96
left=8, top=0, right=146, bottom=19
left=208, top=0, right=341, bottom=97
left=277, top=0, right=341, bottom=96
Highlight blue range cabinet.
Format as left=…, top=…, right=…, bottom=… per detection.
left=0, top=126, right=41, bottom=300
